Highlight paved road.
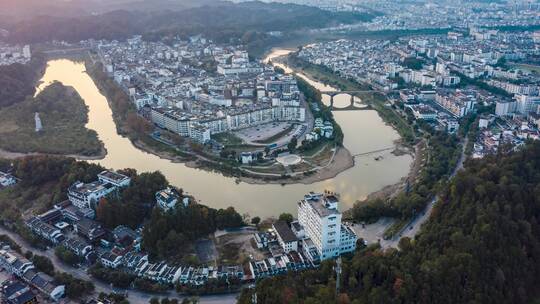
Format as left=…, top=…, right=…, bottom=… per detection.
left=0, top=226, right=238, bottom=304
left=380, top=137, right=468, bottom=249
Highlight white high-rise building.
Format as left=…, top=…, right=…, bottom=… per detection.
left=34, top=112, right=42, bottom=132
left=22, top=45, right=31, bottom=59
left=297, top=192, right=357, bottom=261
left=515, top=94, right=540, bottom=116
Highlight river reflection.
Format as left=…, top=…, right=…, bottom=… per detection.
left=35, top=52, right=411, bottom=218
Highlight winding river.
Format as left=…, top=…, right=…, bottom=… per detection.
left=35, top=49, right=412, bottom=218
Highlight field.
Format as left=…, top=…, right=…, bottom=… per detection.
left=510, top=62, right=540, bottom=74
left=0, top=81, right=103, bottom=156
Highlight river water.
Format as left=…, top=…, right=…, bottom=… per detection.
left=35, top=50, right=411, bottom=218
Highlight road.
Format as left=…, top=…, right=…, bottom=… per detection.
left=0, top=226, right=238, bottom=304
left=379, top=136, right=468, bottom=249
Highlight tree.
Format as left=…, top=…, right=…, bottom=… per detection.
left=287, top=136, right=298, bottom=152
left=251, top=216, right=261, bottom=226
left=127, top=112, right=152, bottom=135
left=237, top=142, right=540, bottom=304
left=31, top=255, right=54, bottom=275
left=54, top=272, right=95, bottom=299
left=278, top=213, right=293, bottom=225
left=55, top=246, right=81, bottom=267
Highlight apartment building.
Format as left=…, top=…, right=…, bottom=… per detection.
left=297, top=192, right=357, bottom=260
left=68, top=170, right=130, bottom=212
left=435, top=89, right=476, bottom=117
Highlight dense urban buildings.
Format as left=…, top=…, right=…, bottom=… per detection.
left=94, top=36, right=308, bottom=145
left=297, top=28, right=540, bottom=156
left=2, top=0, right=540, bottom=303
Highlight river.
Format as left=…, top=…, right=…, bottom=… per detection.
left=35, top=50, right=412, bottom=218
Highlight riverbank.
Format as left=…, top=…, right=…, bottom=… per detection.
left=84, top=54, right=357, bottom=186
left=0, top=146, right=107, bottom=161
left=365, top=139, right=425, bottom=201
left=281, top=53, right=417, bottom=144
left=131, top=132, right=356, bottom=186
left=237, top=146, right=354, bottom=185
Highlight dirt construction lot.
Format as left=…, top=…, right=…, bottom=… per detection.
left=214, top=228, right=266, bottom=264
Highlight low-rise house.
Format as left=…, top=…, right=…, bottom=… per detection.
left=273, top=221, right=298, bottom=253
left=179, top=267, right=193, bottom=284
left=155, top=187, right=183, bottom=211
left=123, top=252, right=148, bottom=269
left=1, top=279, right=37, bottom=304
left=37, top=208, right=63, bottom=224
left=113, top=225, right=139, bottom=248
left=253, top=231, right=276, bottom=249
left=100, top=252, right=123, bottom=269
left=240, top=152, right=253, bottom=164
left=249, top=251, right=313, bottom=280
left=0, top=171, right=17, bottom=187
left=217, top=265, right=244, bottom=279
left=58, top=202, right=93, bottom=222
left=0, top=246, right=64, bottom=301
left=25, top=217, right=64, bottom=244
left=97, top=170, right=131, bottom=187
left=62, top=237, right=93, bottom=258
left=28, top=272, right=65, bottom=301
left=74, top=218, right=106, bottom=241
left=0, top=249, right=34, bottom=277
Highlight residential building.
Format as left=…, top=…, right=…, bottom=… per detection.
left=155, top=187, right=182, bottom=211
left=0, top=247, right=64, bottom=301
left=68, top=181, right=116, bottom=211
left=0, top=171, right=17, bottom=187
left=495, top=100, right=516, bottom=116
left=515, top=94, right=540, bottom=116
left=74, top=218, right=106, bottom=241
left=1, top=280, right=37, bottom=304
left=97, top=170, right=131, bottom=187
left=62, top=237, right=93, bottom=258
left=297, top=192, right=357, bottom=260
left=100, top=252, right=123, bottom=269
left=272, top=221, right=298, bottom=253
left=25, top=218, right=64, bottom=244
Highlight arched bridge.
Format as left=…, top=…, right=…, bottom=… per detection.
left=319, top=90, right=381, bottom=110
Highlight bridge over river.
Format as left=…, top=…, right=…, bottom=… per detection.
left=319, top=90, right=391, bottom=110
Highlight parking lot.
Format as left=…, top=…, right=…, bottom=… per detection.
left=235, top=122, right=307, bottom=147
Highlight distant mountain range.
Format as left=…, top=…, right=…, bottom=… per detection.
left=0, top=0, right=222, bottom=18
left=1, top=1, right=378, bottom=44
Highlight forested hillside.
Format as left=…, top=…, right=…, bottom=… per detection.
left=0, top=81, right=102, bottom=156
left=4, top=2, right=377, bottom=45
left=0, top=53, right=45, bottom=108
left=238, top=142, right=540, bottom=304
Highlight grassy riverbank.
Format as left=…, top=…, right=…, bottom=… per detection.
left=0, top=81, right=103, bottom=157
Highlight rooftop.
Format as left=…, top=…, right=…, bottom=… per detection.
left=273, top=220, right=297, bottom=243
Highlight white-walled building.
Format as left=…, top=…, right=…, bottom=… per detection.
left=273, top=221, right=298, bottom=253
left=296, top=192, right=357, bottom=261
left=98, top=170, right=131, bottom=187
left=0, top=171, right=17, bottom=187
left=495, top=100, right=516, bottom=116
left=515, top=94, right=540, bottom=116
left=156, top=187, right=186, bottom=211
